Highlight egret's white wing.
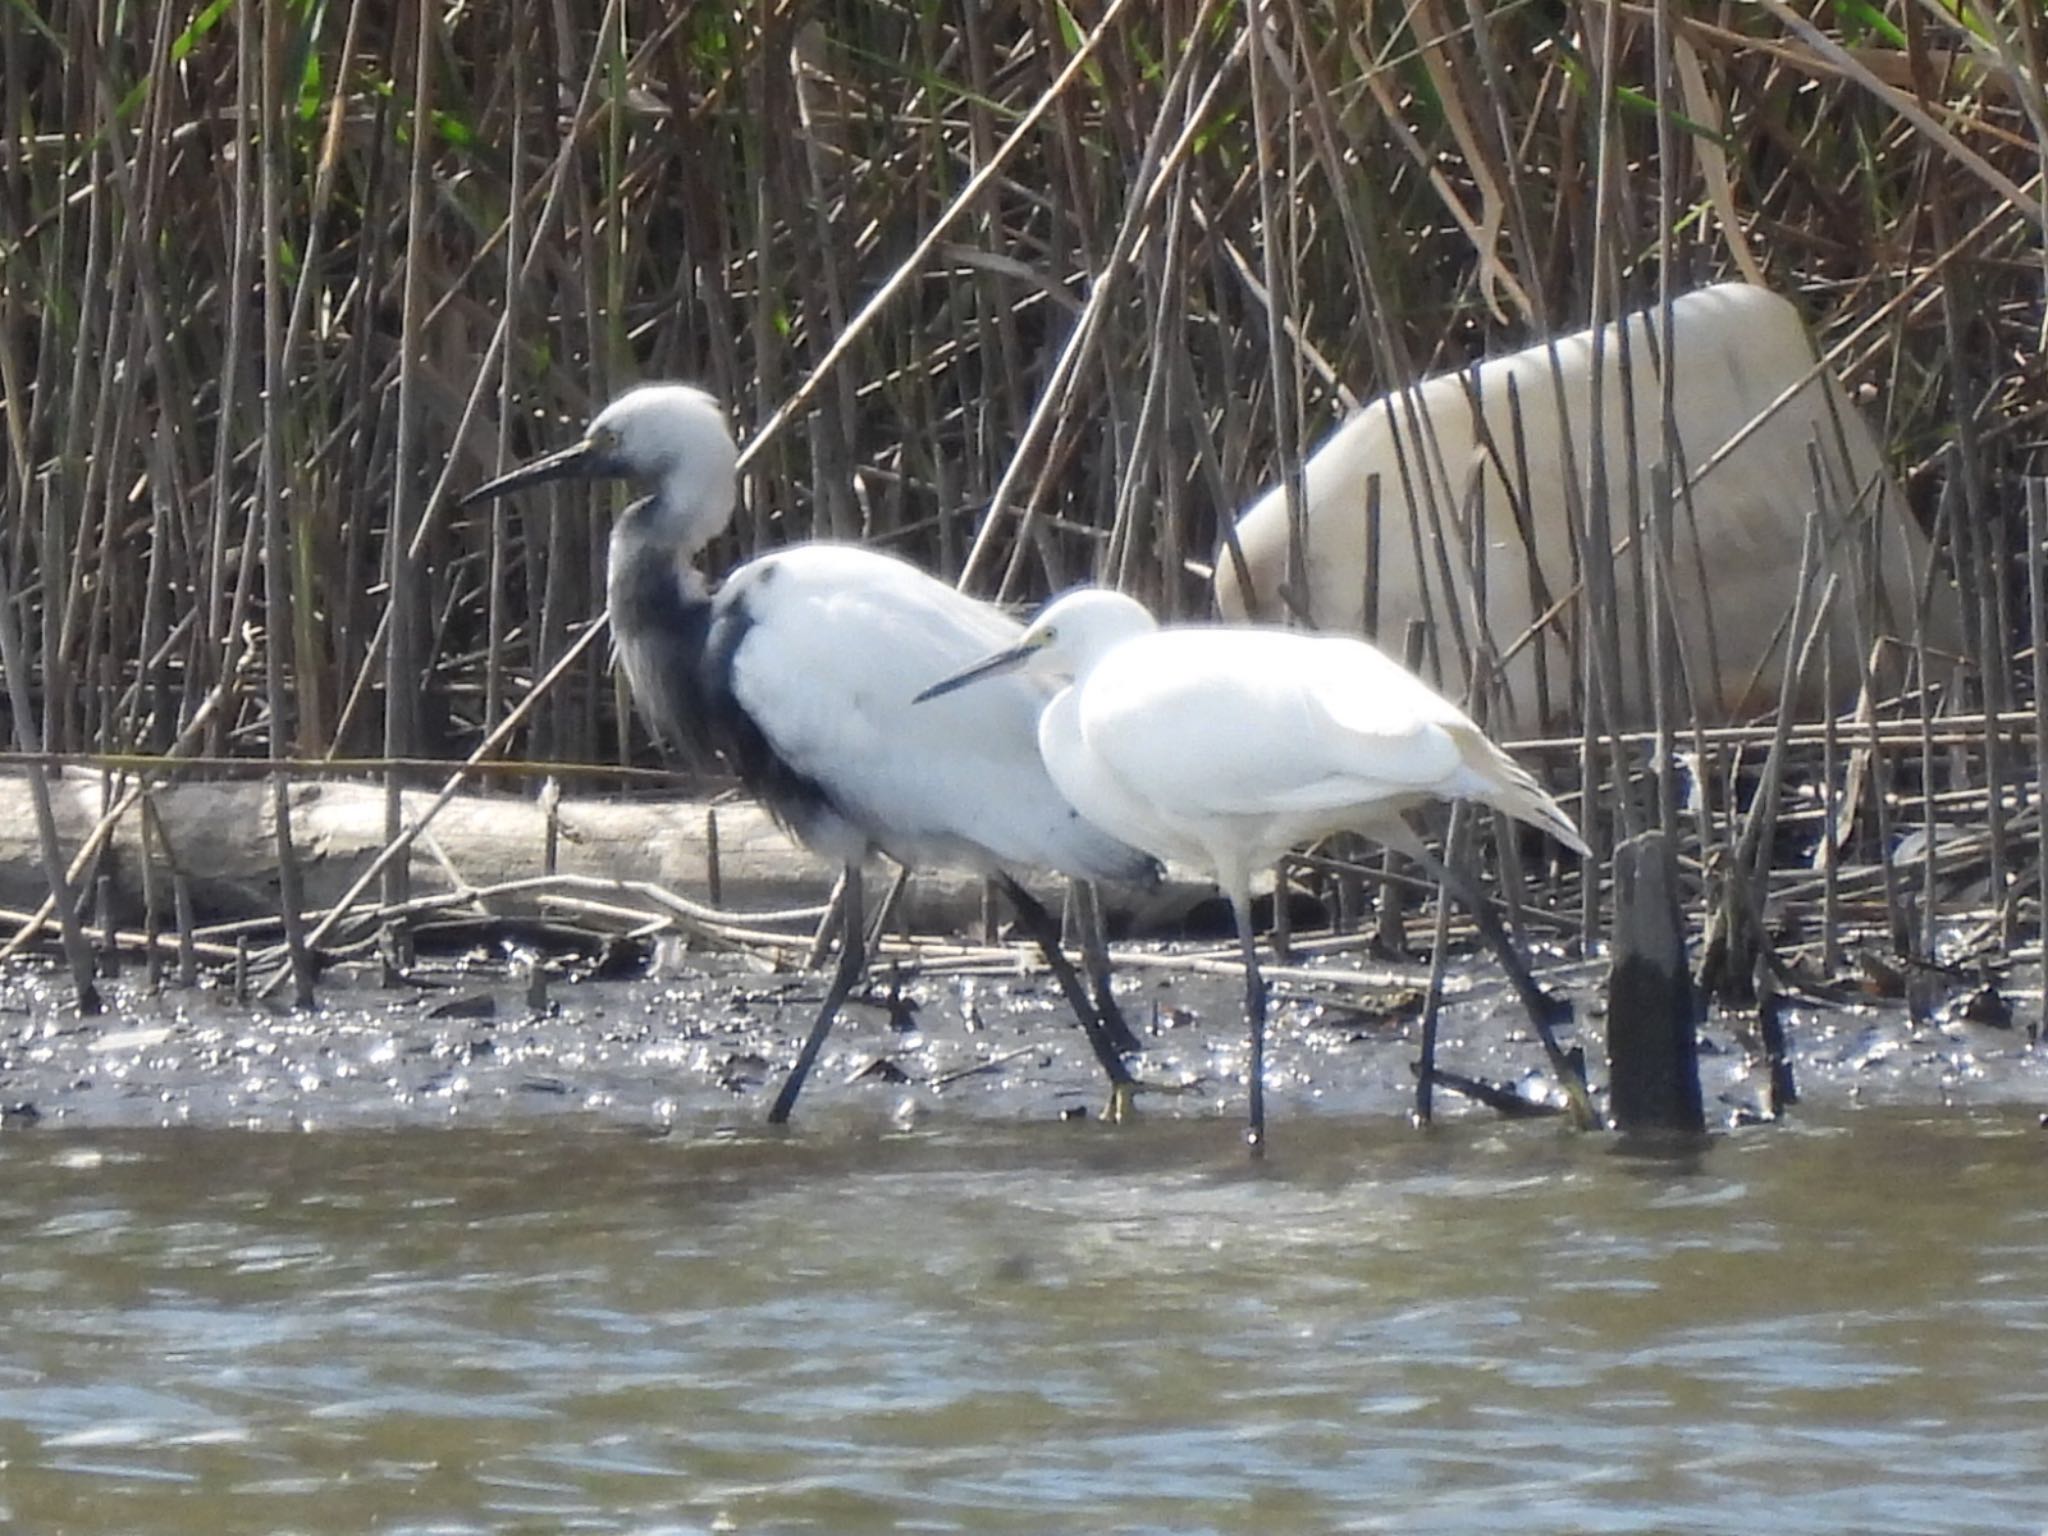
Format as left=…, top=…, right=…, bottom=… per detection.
left=1074, top=628, right=1467, bottom=821
left=1287, top=633, right=1586, bottom=851
left=722, top=546, right=1153, bottom=881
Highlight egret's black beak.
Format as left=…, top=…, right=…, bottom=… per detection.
left=914, top=641, right=1037, bottom=704
left=460, top=436, right=614, bottom=507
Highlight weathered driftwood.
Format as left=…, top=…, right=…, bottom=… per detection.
left=0, top=773, right=1186, bottom=935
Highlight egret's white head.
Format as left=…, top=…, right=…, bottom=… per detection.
left=1013, top=588, right=1159, bottom=676
left=915, top=586, right=1158, bottom=703
left=462, top=383, right=739, bottom=556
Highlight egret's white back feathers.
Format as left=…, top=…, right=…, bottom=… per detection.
left=718, top=546, right=1154, bottom=882
left=1215, top=282, right=1951, bottom=727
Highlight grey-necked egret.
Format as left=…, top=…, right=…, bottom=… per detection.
left=919, top=587, right=1589, bottom=1153
left=1217, top=282, right=1951, bottom=728
left=461, top=385, right=1158, bottom=1122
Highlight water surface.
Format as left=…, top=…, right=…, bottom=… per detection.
left=1, top=1106, right=2041, bottom=1534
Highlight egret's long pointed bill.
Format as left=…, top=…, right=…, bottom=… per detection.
left=459, top=436, right=602, bottom=507
left=913, top=642, right=1036, bottom=704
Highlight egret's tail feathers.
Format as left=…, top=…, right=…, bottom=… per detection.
left=1497, top=779, right=1591, bottom=859
left=1451, top=726, right=1590, bottom=858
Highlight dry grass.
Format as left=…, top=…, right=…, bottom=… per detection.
left=2, top=1, right=2045, bottom=990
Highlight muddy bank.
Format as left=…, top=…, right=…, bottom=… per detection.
left=0, top=940, right=2035, bottom=1137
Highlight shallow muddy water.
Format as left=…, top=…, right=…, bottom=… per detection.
left=0, top=954, right=2043, bottom=1532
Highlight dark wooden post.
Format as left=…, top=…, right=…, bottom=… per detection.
left=1606, top=829, right=1704, bottom=1134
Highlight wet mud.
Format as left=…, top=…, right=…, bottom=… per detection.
left=1, top=934, right=2038, bottom=1140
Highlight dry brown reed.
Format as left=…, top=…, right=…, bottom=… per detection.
left=1, top=2, right=2044, bottom=1001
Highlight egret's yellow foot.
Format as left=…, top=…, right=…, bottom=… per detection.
left=1104, top=1080, right=1139, bottom=1124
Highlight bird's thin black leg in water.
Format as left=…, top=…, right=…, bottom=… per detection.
left=1232, top=892, right=1267, bottom=1158
left=1412, top=858, right=1459, bottom=1128
left=1092, top=983, right=1142, bottom=1058
left=867, top=864, right=914, bottom=951
left=996, top=874, right=1139, bottom=1118
left=803, top=873, right=849, bottom=972
left=769, top=864, right=868, bottom=1124
left=1411, top=846, right=1597, bottom=1129
left=1074, top=880, right=1144, bottom=1056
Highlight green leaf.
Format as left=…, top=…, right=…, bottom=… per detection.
left=297, top=48, right=324, bottom=123
left=1821, top=0, right=1908, bottom=49
left=288, top=0, right=328, bottom=122
left=1051, top=0, right=1106, bottom=93
left=110, top=0, right=233, bottom=122
left=169, top=0, right=234, bottom=67
left=432, top=109, right=476, bottom=150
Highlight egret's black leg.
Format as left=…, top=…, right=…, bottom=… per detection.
left=1410, top=846, right=1596, bottom=1129
left=1231, top=889, right=1267, bottom=1158
left=803, top=872, right=848, bottom=971
left=1413, top=869, right=1456, bottom=1128
left=996, top=874, right=1138, bottom=1112
left=1074, top=880, right=1145, bottom=1056
left=1092, top=985, right=1142, bottom=1059
left=769, top=863, right=867, bottom=1124
left=867, top=863, right=913, bottom=951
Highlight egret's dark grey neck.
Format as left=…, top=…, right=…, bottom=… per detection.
left=599, top=493, right=846, bottom=854
left=607, top=494, right=714, bottom=611
left=605, top=495, right=715, bottom=759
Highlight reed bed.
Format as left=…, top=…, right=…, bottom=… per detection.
left=1, top=2, right=2044, bottom=1013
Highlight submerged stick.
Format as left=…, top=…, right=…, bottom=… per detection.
left=259, top=0, right=314, bottom=1009
left=2032, top=481, right=2048, bottom=1037
left=1821, top=651, right=1842, bottom=977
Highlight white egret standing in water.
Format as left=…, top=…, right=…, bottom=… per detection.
left=919, top=586, right=1589, bottom=1153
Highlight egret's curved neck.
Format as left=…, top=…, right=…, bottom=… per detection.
left=603, top=501, right=715, bottom=766
left=612, top=474, right=730, bottom=579
left=1065, top=609, right=1157, bottom=685
left=627, top=470, right=732, bottom=563
left=608, top=496, right=714, bottom=618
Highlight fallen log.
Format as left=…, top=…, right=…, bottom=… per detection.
left=0, top=772, right=1192, bottom=936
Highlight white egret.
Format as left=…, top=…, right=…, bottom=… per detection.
left=919, top=587, right=1589, bottom=1153
left=1217, top=283, right=1952, bottom=728
left=461, top=386, right=1158, bottom=1122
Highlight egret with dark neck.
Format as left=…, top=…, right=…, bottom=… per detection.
left=920, top=587, right=1591, bottom=1153
left=462, top=385, right=1157, bottom=1122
